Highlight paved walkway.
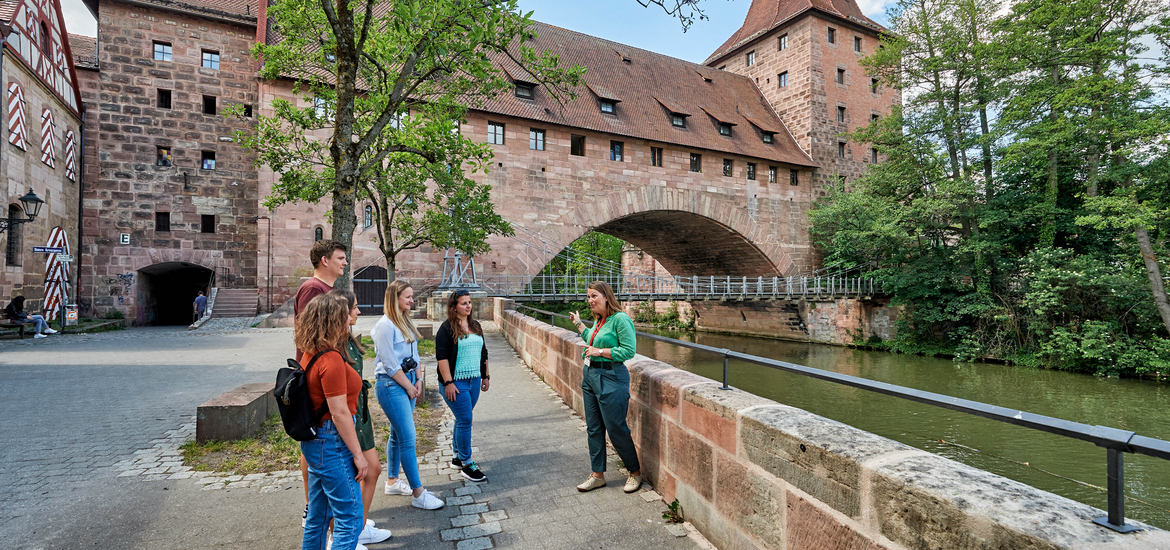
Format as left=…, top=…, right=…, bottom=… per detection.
left=0, top=320, right=706, bottom=549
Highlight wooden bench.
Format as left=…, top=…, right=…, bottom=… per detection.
left=0, top=319, right=27, bottom=339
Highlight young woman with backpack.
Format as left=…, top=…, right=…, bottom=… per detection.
left=295, top=293, right=368, bottom=550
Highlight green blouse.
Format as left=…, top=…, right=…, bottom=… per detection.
left=579, top=311, right=637, bottom=363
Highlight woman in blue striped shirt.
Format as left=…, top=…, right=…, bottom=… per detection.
left=435, top=289, right=490, bottom=482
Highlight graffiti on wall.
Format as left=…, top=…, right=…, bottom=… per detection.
left=103, top=273, right=134, bottom=304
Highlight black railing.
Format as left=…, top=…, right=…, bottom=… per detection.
left=514, top=304, right=1170, bottom=533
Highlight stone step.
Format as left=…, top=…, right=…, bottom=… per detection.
left=210, top=288, right=258, bottom=318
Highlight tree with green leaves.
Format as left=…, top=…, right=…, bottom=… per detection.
left=241, top=0, right=582, bottom=288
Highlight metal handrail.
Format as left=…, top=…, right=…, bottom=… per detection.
left=513, top=304, right=1169, bottom=533
left=481, top=274, right=883, bottom=300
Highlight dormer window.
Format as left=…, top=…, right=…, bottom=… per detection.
left=719, top=123, right=732, bottom=136
left=671, top=114, right=686, bottom=128
left=515, top=83, right=534, bottom=99
left=600, top=100, right=615, bottom=114
left=762, top=132, right=774, bottom=144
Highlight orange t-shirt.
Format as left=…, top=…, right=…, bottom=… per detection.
left=305, top=350, right=361, bottom=425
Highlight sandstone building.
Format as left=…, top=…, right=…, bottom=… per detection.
left=72, top=0, right=895, bottom=322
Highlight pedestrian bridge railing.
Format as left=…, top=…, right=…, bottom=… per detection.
left=514, top=303, right=1170, bottom=534
left=481, top=274, right=882, bottom=302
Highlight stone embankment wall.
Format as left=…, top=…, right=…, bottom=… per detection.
left=494, top=299, right=1170, bottom=550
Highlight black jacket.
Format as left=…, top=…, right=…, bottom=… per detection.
left=4, top=302, right=27, bottom=321
left=435, top=320, right=488, bottom=383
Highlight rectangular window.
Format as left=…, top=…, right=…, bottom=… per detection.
left=488, top=122, right=505, bottom=145
left=690, top=153, right=702, bottom=172
left=827, top=27, right=836, bottom=44
left=600, top=100, right=615, bottom=114
left=746, top=51, right=756, bottom=66
left=157, top=89, right=171, bottom=109
left=871, top=113, right=880, bottom=123
left=763, top=132, right=774, bottom=144
left=747, top=163, right=756, bottom=180
left=313, top=97, right=329, bottom=117
left=243, top=104, right=253, bottom=117
left=529, top=129, right=545, bottom=151
left=872, top=148, right=879, bottom=163
left=153, top=42, right=172, bottom=61
left=871, top=78, right=879, bottom=94
left=854, top=36, right=862, bottom=52
left=790, top=169, right=799, bottom=186
left=768, top=166, right=777, bottom=183
left=610, top=141, right=623, bottom=162
left=571, top=134, right=585, bottom=156
left=650, top=147, right=663, bottom=167
left=203, top=95, right=216, bottom=115
left=155, top=212, right=170, bottom=232
left=837, top=68, right=846, bottom=85
left=5, top=206, right=21, bottom=266
left=157, top=146, right=172, bottom=166
left=719, top=123, right=732, bottom=137
left=837, top=106, right=847, bottom=123
left=722, top=159, right=733, bottom=177
left=201, top=214, right=216, bottom=234
left=778, top=71, right=788, bottom=88
left=671, top=114, right=686, bottom=128
left=201, top=150, right=216, bottom=170
left=201, top=50, right=220, bottom=69
left=778, top=34, right=788, bottom=51
left=515, top=83, right=534, bottom=99
left=838, top=142, right=846, bottom=158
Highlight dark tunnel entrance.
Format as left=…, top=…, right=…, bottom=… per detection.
left=137, top=262, right=213, bottom=325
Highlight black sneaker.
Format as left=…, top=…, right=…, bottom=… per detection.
left=449, top=457, right=463, bottom=470
left=461, top=462, right=486, bottom=482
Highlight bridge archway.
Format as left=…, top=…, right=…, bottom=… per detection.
left=137, top=262, right=213, bottom=325
left=499, top=185, right=800, bottom=278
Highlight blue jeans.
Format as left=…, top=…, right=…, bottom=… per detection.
left=300, top=418, right=363, bottom=550
left=20, top=315, right=47, bottom=333
left=375, top=371, right=421, bottom=489
left=442, top=378, right=480, bottom=463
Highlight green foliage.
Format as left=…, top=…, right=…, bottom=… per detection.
left=810, top=0, right=1170, bottom=377
left=103, top=310, right=125, bottom=319
left=631, top=301, right=695, bottom=331
left=663, top=499, right=684, bottom=523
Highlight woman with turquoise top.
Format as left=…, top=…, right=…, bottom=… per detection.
left=568, top=281, right=642, bottom=494
left=436, top=289, right=490, bottom=482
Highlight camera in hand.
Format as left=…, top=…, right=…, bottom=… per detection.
left=400, top=356, right=418, bottom=373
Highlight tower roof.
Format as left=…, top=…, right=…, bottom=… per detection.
left=705, top=0, right=886, bottom=65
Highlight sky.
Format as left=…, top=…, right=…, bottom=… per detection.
left=57, top=0, right=895, bottom=64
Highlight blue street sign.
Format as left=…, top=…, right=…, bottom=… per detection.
left=32, top=246, right=64, bottom=253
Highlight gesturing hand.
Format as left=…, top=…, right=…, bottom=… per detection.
left=569, top=311, right=581, bottom=325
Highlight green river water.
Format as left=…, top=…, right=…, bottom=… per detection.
left=549, top=316, right=1170, bottom=530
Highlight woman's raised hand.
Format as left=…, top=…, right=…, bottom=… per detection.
left=568, top=311, right=581, bottom=325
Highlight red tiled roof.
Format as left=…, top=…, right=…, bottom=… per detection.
left=68, top=34, right=98, bottom=69
left=122, top=0, right=257, bottom=24
left=705, top=0, right=887, bottom=65
left=476, top=21, right=814, bottom=168
left=0, top=0, right=19, bottom=22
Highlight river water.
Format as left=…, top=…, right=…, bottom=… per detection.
left=550, top=317, right=1170, bottom=530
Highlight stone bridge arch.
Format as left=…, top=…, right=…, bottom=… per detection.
left=496, top=185, right=801, bottom=278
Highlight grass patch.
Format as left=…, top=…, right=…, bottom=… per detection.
left=360, top=335, right=436, bottom=358
left=180, top=414, right=300, bottom=474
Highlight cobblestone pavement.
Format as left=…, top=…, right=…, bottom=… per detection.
left=0, top=320, right=708, bottom=549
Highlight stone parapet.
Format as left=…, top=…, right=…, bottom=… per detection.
left=495, top=300, right=1169, bottom=550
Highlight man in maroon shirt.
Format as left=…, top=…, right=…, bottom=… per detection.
left=294, top=239, right=349, bottom=361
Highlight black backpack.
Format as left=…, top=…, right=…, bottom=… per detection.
left=274, top=350, right=337, bottom=441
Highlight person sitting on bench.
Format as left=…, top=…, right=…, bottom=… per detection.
left=4, top=296, right=56, bottom=339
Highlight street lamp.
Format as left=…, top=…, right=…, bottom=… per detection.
left=0, top=188, right=44, bottom=234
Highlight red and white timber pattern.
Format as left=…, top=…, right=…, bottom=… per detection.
left=8, top=82, right=27, bottom=150
left=42, top=226, right=70, bottom=321
left=64, top=129, right=76, bottom=181
left=40, top=107, right=55, bottom=167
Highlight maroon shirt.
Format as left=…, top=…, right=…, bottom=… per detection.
left=294, top=277, right=333, bottom=361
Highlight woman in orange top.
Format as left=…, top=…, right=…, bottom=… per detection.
left=296, top=293, right=368, bottom=550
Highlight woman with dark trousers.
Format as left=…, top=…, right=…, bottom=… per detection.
left=568, top=281, right=642, bottom=493
left=435, top=289, right=490, bottom=482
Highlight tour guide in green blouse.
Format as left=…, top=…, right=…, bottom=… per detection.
left=568, top=281, right=643, bottom=494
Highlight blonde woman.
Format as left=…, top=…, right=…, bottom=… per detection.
left=372, top=280, right=444, bottom=510
left=296, top=293, right=367, bottom=550
left=568, top=281, right=642, bottom=493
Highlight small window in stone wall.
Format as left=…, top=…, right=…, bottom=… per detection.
left=747, top=163, right=756, bottom=180
left=650, top=147, right=663, bottom=167
left=488, top=122, right=505, bottom=145
left=201, top=215, right=216, bottom=234
left=838, top=142, right=847, bottom=158
left=157, top=146, right=172, bottom=166
left=690, top=153, right=702, bottom=172
left=202, top=50, right=220, bottom=70
left=203, top=95, right=216, bottom=115
left=837, top=68, right=846, bottom=85
left=153, top=42, right=172, bottom=61
left=746, top=51, right=755, bottom=66
left=315, top=227, right=323, bottom=241
left=769, top=166, right=777, bottom=183
left=158, top=89, right=171, bottom=109
left=778, top=71, right=788, bottom=88
left=155, top=212, right=170, bottom=232
left=723, top=159, right=733, bottom=177
left=244, top=105, right=253, bottom=117
left=364, top=205, right=372, bottom=227
left=609, top=140, right=623, bottom=162
left=838, top=106, right=847, bottom=123
left=201, top=151, right=216, bottom=170
left=790, top=169, right=799, bottom=186
left=827, top=27, right=837, bottom=44
left=529, top=129, right=545, bottom=151
left=570, top=134, right=585, bottom=156
left=778, top=34, right=788, bottom=51
left=854, top=36, right=862, bottom=52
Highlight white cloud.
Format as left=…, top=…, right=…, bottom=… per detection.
left=855, top=0, right=894, bottom=18
left=60, top=0, right=97, bottom=37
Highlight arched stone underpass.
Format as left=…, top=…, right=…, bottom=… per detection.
left=137, top=262, right=213, bottom=326
left=596, top=211, right=778, bottom=277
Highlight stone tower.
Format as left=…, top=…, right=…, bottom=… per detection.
left=705, top=0, right=896, bottom=196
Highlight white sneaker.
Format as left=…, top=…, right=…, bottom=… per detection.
left=384, top=478, right=411, bottom=496
left=34, top=333, right=47, bottom=338
left=43, top=328, right=57, bottom=334
left=326, top=536, right=367, bottom=550
left=411, top=490, right=444, bottom=510
left=357, top=522, right=392, bottom=545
